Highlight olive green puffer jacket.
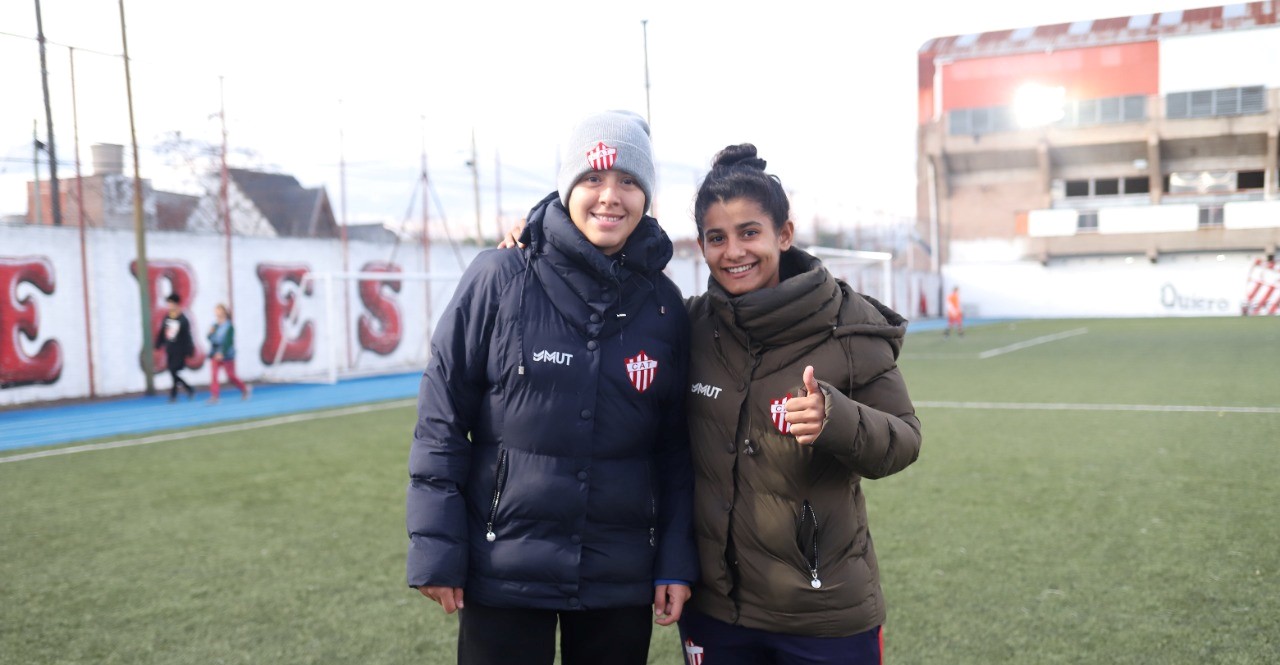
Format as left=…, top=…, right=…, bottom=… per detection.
left=685, top=247, right=922, bottom=637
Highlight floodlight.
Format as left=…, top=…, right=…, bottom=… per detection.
left=1013, top=83, right=1066, bottom=128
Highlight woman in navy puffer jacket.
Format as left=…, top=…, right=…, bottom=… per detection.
left=406, top=111, right=697, bottom=665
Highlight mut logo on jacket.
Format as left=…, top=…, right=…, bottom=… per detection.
left=532, top=349, right=574, bottom=365
left=690, top=382, right=723, bottom=399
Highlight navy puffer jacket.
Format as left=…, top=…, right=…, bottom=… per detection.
left=406, top=192, right=698, bottom=610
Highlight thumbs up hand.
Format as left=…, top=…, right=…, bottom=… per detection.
left=785, top=365, right=827, bottom=445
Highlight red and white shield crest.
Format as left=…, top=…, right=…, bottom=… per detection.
left=586, top=141, right=618, bottom=171
left=625, top=351, right=658, bottom=393
left=770, top=393, right=793, bottom=434
left=683, top=638, right=704, bottom=665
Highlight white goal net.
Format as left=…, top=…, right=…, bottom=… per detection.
left=805, top=246, right=895, bottom=310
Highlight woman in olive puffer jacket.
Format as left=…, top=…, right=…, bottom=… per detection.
left=678, top=144, right=922, bottom=664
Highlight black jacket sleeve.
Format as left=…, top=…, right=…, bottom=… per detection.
left=651, top=283, right=700, bottom=585
left=405, top=251, right=518, bottom=588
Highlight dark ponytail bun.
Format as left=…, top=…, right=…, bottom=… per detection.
left=712, top=143, right=767, bottom=171
left=695, top=142, right=790, bottom=235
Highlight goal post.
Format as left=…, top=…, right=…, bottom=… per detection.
left=804, top=246, right=895, bottom=310
left=259, top=270, right=463, bottom=385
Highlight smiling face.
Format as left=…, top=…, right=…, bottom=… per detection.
left=566, top=169, right=646, bottom=256
left=698, top=197, right=795, bottom=296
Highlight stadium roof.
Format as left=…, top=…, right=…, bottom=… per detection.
left=920, top=1, right=1278, bottom=60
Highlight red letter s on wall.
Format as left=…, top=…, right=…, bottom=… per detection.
left=0, top=256, right=63, bottom=388
left=257, top=264, right=314, bottom=365
left=357, top=261, right=402, bottom=356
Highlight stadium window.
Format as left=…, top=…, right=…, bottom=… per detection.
left=1077, top=99, right=1100, bottom=126
left=1077, top=211, right=1099, bottom=232
left=1190, top=90, right=1214, bottom=116
left=1215, top=88, right=1241, bottom=116
left=1094, top=178, right=1120, bottom=196
left=971, top=108, right=991, bottom=134
left=1241, top=86, right=1266, bottom=114
left=1162, top=175, right=1171, bottom=193
left=1122, top=96, right=1146, bottom=122
left=1166, top=86, right=1266, bottom=120
left=1123, top=177, right=1150, bottom=195
left=1198, top=206, right=1224, bottom=228
left=1065, top=180, right=1090, bottom=197
left=1237, top=171, right=1265, bottom=190
left=1099, top=97, right=1122, bottom=124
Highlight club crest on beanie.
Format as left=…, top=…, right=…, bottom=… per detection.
left=557, top=110, right=655, bottom=212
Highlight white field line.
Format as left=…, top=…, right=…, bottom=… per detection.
left=978, top=327, right=1090, bottom=359
left=917, top=401, right=1280, bottom=414
left=0, top=399, right=416, bottom=465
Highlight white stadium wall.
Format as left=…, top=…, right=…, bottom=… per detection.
left=944, top=244, right=1268, bottom=319
left=5, top=224, right=1270, bottom=406
left=0, top=224, right=484, bottom=407
left=1159, top=28, right=1280, bottom=93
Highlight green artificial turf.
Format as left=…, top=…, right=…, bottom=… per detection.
left=2, top=317, right=1277, bottom=664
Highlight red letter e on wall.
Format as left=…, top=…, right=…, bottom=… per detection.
left=257, top=264, right=315, bottom=365
left=0, top=257, right=63, bottom=388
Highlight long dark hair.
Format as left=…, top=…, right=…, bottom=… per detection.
left=693, top=143, right=790, bottom=237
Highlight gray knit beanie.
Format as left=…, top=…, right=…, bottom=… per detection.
left=557, top=110, right=655, bottom=212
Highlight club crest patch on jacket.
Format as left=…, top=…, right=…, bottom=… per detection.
left=625, top=351, right=658, bottom=393
left=771, top=393, right=793, bottom=434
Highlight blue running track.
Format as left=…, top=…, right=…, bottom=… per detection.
left=1, top=318, right=976, bottom=454
left=1, top=373, right=422, bottom=453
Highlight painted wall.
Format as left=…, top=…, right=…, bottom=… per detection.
left=0, top=225, right=486, bottom=406
left=944, top=249, right=1269, bottom=318
left=1160, top=28, right=1280, bottom=93
left=939, top=41, right=1159, bottom=111
left=0, top=225, right=717, bottom=407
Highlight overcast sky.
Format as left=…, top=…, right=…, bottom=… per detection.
left=1, top=0, right=1217, bottom=241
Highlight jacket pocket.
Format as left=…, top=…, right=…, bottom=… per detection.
left=484, top=449, right=509, bottom=542
left=796, top=500, right=823, bottom=589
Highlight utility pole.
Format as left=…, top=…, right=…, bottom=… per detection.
left=32, top=120, right=42, bottom=224
left=338, top=99, right=352, bottom=370
left=469, top=128, right=482, bottom=245
left=421, top=116, right=432, bottom=350
left=119, top=0, right=155, bottom=394
left=641, top=20, right=652, bottom=127
left=493, top=148, right=503, bottom=241
left=34, top=0, right=62, bottom=226
left=220, top=76, right=234, bottom=313
left=70, top=46, right=97, bottom=397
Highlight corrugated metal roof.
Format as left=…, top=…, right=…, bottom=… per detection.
left=922, top=1, right=1278, bottom=60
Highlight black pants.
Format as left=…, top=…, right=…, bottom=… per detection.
left=168, top=368, right=192, bottom=398
left=457, top=602, right=652, bottom=665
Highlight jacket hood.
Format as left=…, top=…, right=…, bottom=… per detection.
left=514, top=192, right=674, bottom=342
left=706, top=247, right=907, bottom=357
left=521, top=192, right=673, bottom=278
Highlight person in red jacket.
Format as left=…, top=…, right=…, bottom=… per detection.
left=206, top=303, right=251, bottom=403
left=945, top=286, right=964, bottom=337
